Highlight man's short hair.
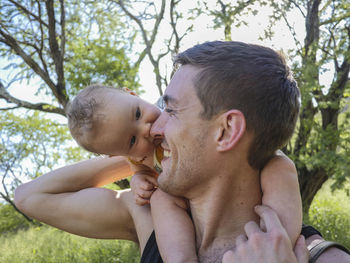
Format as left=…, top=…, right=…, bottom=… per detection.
left=175, top=41, right=300, bottom=169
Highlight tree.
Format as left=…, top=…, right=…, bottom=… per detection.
left=192, top=0, right=262, bottom=41
left=0, top=110, right=91, bottom=224
left=0, top=0, right=140, bottom=222
left=266, top=0, right=350, bottom=214
left=0, top=0, right=140, bottom=110
left=112, top=0, right=193, bottom=93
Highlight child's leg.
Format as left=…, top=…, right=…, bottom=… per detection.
left=150, top=189, right=198, bottom=263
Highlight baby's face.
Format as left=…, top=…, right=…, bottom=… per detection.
left=91, top=90, right=161, bottom=158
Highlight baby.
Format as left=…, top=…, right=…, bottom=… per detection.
left=67, top=84, right=302, bottom=262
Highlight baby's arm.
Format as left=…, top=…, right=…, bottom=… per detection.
left=130, top=168, right=198, bottom=262
left=151, top=189, right=198, bottom=263
left=260, top=151, right=302, bottom=247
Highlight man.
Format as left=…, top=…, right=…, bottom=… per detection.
left=14, top=41, right=349, bottom=262
left=148, top=41, right=301, bottom=261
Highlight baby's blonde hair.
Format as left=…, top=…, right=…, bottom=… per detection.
left=66, top=84, right=122, bottom=153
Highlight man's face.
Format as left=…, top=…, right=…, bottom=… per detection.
left=151, top=65, right=215, bottom=196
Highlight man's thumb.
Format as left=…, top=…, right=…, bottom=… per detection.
left=294, top=235, right=309, bottom=263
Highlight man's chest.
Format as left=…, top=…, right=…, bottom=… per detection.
left=198, top=242, right=235, bottom=263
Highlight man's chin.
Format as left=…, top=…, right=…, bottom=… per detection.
left=156, top=173, right=172, bottom=193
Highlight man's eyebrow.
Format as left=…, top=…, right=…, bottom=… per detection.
left=162, top=94, right=178, bottom=105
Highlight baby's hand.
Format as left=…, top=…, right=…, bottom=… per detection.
left=130, top=172, right=158, bottom=206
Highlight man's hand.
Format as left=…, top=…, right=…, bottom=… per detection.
left=130, top=172, right=158, bottom=206
left=222, top=205, right=309, bottom=263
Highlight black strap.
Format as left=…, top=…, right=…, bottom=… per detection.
left=301, top=224, right=323, bottom=239
left=140, top=231, right=163, bottom=263
left=309, top=240, right=350, bottom=263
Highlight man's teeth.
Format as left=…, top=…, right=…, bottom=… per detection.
left=163, top=150, right=171, bottom=158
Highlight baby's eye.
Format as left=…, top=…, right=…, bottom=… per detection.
left=136, top=107, right=141, bottom=120
left=130, top=136, right=136, bottom=148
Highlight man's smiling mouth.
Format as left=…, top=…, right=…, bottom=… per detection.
left=163, top=149, right=171, bottom=158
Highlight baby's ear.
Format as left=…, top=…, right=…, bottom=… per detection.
left=122, top=87, right=138, bottom=96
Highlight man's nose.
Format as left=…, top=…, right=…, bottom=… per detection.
left=150, top=111, right=167, bottom=139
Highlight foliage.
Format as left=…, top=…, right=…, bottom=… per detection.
left=305, top=180, right=350, bottom=249
left=0, top=226, right=140, bottom=263
left=0, top=203, right=32, bottom=234
left=264, top=0, right=350, bottom=213
left=0, top=0, right=140, bottom=112
left=65, top=37, right=140, bottom=95
left=0, top=110, right=92, bottom=217
left=191, top=0, right=265, bottom=41
left=64, top=0, right=140, bottom=96
left=0, top=0, right=138, bottom=215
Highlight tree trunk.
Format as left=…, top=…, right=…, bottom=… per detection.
left=298, top=167, right=328, bottom=215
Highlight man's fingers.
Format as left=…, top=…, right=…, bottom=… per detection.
left=222, top=250, right=235, bottom=263
left=244, top=221, right=261, bottom=237
left=259, top=218, right=267, bottom=232
left=235, top=234, right=247, bottom=246
left=254, top=205, right=283, bottom=231
left=294, top=235, right=309, bottom=263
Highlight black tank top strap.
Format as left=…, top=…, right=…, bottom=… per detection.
left=301, top=224, right=323, bottom=239
left=140, top=230, right=163, bottom=263
left=309, top=240, right=350, bottom=263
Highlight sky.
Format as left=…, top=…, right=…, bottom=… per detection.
left=138, top=2, right=306, bottom=103
left=0, top=2, right=307, bottom=109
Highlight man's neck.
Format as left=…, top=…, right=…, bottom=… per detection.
left=189, top=164, right=261, bottom=263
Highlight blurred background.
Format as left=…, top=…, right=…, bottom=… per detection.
left=0, top=0, right=349, bottom=262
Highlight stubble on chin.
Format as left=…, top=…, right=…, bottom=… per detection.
left=158, top=126, right=209, bottom=196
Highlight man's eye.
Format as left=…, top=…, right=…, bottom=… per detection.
left=130, top=136, right=136, bottom=148
left=136, top=107, right=141, bottom=120
left=165, top=108, right=174, bottom=115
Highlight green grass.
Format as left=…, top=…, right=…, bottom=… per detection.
left=0, top=226, right=140, bottom=263
left=305, top=180, right=350, bottom=249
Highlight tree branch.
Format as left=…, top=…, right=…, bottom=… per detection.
left=46, top=0, right=67, bottom=108
left=7, top=0, right=49, bottom=28
left=0, top=81, right=65, bottom=116
left=0, top=27, right=57, bottom=94
left=281, top=11, right=303, bottom=56
left=289, top=0, right=306, bottom=18
left=116, top=0, right=166, bottom=95
left=60, top=0, right=66, bottom=59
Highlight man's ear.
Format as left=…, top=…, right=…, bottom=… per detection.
left=215, top=110, right=246, bottom=152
